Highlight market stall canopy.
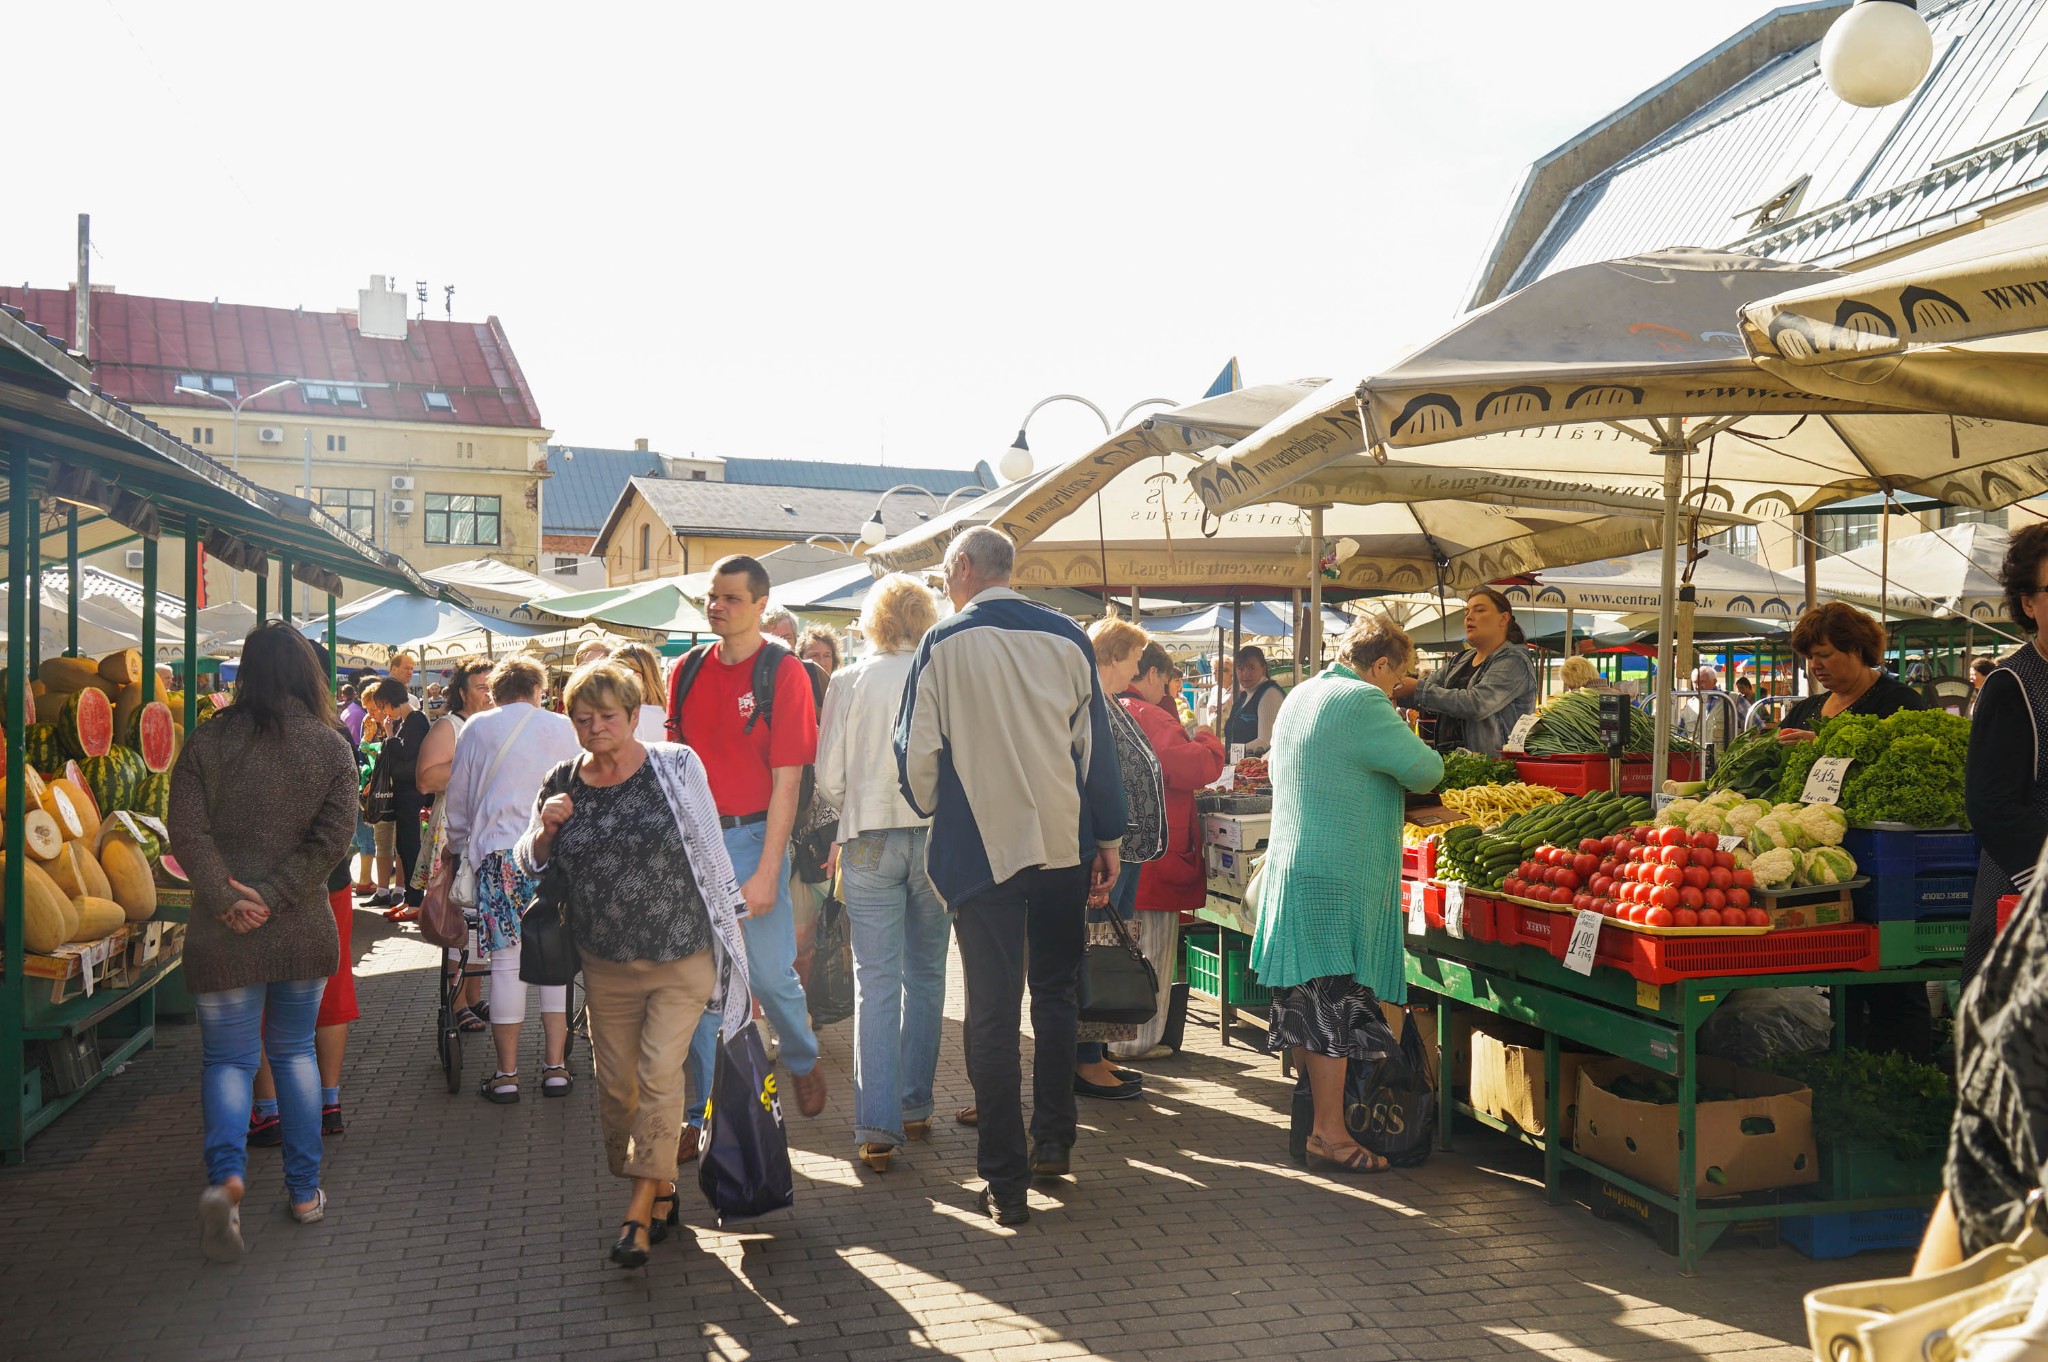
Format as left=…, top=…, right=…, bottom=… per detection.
left=1187, top=249, right=2048, bottom=521
left=302, top=590, right=561, bottom=650
left=1739, top=200, right=2048, bottom=425
left=1506, top=548, right=1811, bottom=620
left=1143, top=600, right=1352, bottom=640
left=423, top=558, right=565, bottom=624
left=536, top=578, right=710, bottom=634
left=1810, top=521, right=2008, bottom=622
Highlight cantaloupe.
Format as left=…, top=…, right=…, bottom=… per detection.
left=5, top=807, right=64, bottom=861
left=10, top=854, right=75, bottom=952
left=39, top=780, right=90, bottom=842
left=46, top=841, right=111, bottom=902
left=99, top=838, right=157, bottom=921
left=68, top=896, right=125, bottom=943
left=97, top=649, right=143, bottom=688
left=38, top=656, right=104, bottom=692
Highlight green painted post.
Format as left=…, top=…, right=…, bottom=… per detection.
left=65, top=507, right=77, bottom=657
left=254, top=566, right=267, bottom=625
left=183, top=532, right=200, bottom=726
left=3, top=463, right=29, bottom=1163
left=326, top=595, right=337, bottom=691
left=140, top=538, right=158, bottom=691
left=26, top=498, right=39, bottom=673
left=278, top=558, right=293, bottom=623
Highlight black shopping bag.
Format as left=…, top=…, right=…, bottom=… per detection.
left=808, top=895, right=854, bottom=1027
left=1288, top=1011, right=1436, bottom=1169
left=697, top=1019, right=795, bottom=1227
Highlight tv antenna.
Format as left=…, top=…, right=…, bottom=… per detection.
left=443, top=284, right=455, bottom=320
left=415, top=279, right=429, bottom=320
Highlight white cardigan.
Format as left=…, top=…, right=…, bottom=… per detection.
left=817, top=651, right=928, bottom=842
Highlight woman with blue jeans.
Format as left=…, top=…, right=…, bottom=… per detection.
left=816, top=573, right=947, bottom=1173
left=168, top=624, right=361, bottom=1262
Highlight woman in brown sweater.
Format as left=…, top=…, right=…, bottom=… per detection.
left=169, top=624, right=361, bottom=1263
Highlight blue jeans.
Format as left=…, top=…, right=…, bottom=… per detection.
left=688, top=821, right=818, bottom=1126
left=1077, top=862, right=1142, bottom=1066
left=196, top=978, right=326, bottom=1198
left=840, top=828, right=949, bottom=1147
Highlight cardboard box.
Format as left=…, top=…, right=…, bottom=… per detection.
left=1573, top=1055, right=1818, bottom=1198
left=1205, top=842, right=1260, bottom=890
left=1469, top=1018, right=1596, bottom=1142
left=1202, top=812, right=1271, bottom=852
left=1758, top=888, right=1854, bottom=930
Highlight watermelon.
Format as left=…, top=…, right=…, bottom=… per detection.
left=82, top=748, right=146, bottom=815
left=158, top=852, right=187, bottom=883
left=58, top=686, right=113, bottom=760
left=132, top=770, right=173, bottom=822
left=21, top=723, right=64, bottom=775
left=128, top=702, right=176, bottom=773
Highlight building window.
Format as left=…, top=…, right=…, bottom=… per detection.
left=423, top=492, right=500, bottom=546
left=301, top=383, right=333, bottom=404
left=208, top=376, right=237, bottom=395
left=332, top=384, right=365, bottom=407
left=1704, top=524, right=1759, bottom=562
left=455, top=440, right=476, bottom=458
left=423, top=391, right=455, bottom=414
left=191, top=426, right=215, bottom=446
left=1818, top=511, right=1881, bottom=558
left=325, top=434, right=347, bottom=453
left=178, top=373, right=205, bottom=392
left=690, top=470, right=706, bottom=481
left=314, top=487, right=375, bottom=537
left=639, top=524, right=651, bottom=571
left=553, top=556, right=581, bottom=572
left=1938, top=504, right=1997, bottom=529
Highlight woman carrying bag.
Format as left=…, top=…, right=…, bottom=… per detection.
left=515, top=660, right=752, bottom=1269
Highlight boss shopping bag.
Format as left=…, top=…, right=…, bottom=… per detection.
left=697, top=1015, right=795, bottom=1227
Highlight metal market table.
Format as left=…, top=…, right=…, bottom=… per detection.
left=1405, top=930, right=1958, bottom=1272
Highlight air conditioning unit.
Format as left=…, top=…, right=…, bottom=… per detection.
left=389, top=497, right=415, bottom=516
left=257, top=426, right=285, bottom=444
left=390, top=475, right=415, bottom=492
left=124, top=549, right=146, bottom=569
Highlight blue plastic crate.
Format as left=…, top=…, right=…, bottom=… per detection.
left=1781, top=1206, right=1931, bottom=1260
left=1842, top=827, right=1978, bottom=879
left=1851, top=872, right=1978, bottom=922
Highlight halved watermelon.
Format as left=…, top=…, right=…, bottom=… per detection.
left=58, top=686, right=113, bottom=760
left=63, top=759, right=100, bottom=822
left=157, top=852, right=187, bottom=883
left=131, top=702, right=176, bottom=773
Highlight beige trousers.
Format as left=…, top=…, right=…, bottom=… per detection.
left=1108, top=912, right=1182, bottom=1058
left=583, top=950, right=716, bottom=1182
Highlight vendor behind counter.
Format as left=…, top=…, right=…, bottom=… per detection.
left=1394, top=586, right=1537, bottom=756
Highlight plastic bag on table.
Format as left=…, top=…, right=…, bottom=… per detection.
left=1697, top=987, right=1833, bottom=1066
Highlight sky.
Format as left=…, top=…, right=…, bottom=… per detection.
left=6, top=1, right=1800, bottom=475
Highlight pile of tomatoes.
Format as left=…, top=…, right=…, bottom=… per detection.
left=1500, top=824, right=1767, bottom=929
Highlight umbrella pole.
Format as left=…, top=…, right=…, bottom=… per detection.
left=184, top=531, right=200, bottom=726
left=1307, top=505, right=1325, bottom=680
left=65, top=507, right=77, bottom=658
left=1651, top=436, right=1685, bottom=794
left=327, top=595, right=338, bottom=691
left=1232, top=595, right=1243, bottom=733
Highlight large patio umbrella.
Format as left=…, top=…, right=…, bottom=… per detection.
left=1811, top=521, right=2009, bottom=623
left=1507, top=547, right=1810, bottom=621
left=537, top=578, right=710, bottom=634
left=1189, top=248, right=2048, bottom=779
left=1144, top=599, right=1351, bottom=639
left=303, top=590, right=563, bottom=651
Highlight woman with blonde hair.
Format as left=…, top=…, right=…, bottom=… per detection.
left=612, top=642, right=670, bottom=743
left=517, top=660, right=746, bottom=1266
left=817, top=573, right=947, bottom=1172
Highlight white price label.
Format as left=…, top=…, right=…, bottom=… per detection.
left=1718, top=835, right=1744, bottom=853
left=1801, top=755, right=1855, bottom=806
left=1230, top=743, right=1248, bottom=764
left=1562, top=909, right=1603, bottom=976
left=1443, top=880, right=1466, bottom=940
left=1406, top=881, right=1427, bottom=936
left=1502, top=714, right=1539, bottom=754
left=1211, top=765, right=1236, bottom=792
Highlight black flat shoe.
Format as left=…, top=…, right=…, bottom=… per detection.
left=976, top=1187, right=1029, bottom=1226
left=1111, top=1067, right=1142, bottom=1083
left=647, top=1184, right=680, bottom=1245
left=1073, top=1075, right=1141, bottom=1101
left=610, top=1221, right=649, bottom=1268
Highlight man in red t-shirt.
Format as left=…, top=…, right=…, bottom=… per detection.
left=672, top=555, right=827, bottom=1138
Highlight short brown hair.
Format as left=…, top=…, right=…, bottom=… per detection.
left=1336, top=614, right=1414, bottom=678
left=369, top=678, right=410, bottom=710
left=1089, top=618, right=1149, bottom=668
left=2002, top=523, right=2048, bottom=633
left=1134, top=641, right=1174, bottom=681
left=443, top=656, right=493, bottom=718
left=711, top=554, right=770, bottom=601
left=489, top=656, right=547, bottom=705
left=563, top=660, right=642, bottom=716
left=797, top=626, right=842, bottom=672
left=1790, top=601, right=1886, bottom=667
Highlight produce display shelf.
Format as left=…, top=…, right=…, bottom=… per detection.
left=1181, top=924, right=1272, bottom=1048
left=1405, top=883, right=1501, bottom=944
left=20, top=1026, right=154, bottom=1146
left=22, top=949, right=180, bottom=1040
left=1493, top=894, right=1768, bottom=937
left=1510, top=752, right=1702, bottom=796
left=1493, top=899, right=1879, bottom=983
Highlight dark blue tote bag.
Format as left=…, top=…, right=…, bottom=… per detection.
left=697, top=1018, right=795, bottom=1227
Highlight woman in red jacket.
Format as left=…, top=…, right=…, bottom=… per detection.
left=1117, top=643, right=1227, bottom=1060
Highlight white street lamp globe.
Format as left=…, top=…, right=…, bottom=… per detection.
left=857, top=511, right=887, bottom=547
left=1820, top=0, right=1933, bottom=109
left=998, top=435, right=1033, bottom=483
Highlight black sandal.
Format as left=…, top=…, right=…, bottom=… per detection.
left=647, top=1183, right=681, bottom=1245
left=610, top=1221, right=649, bottom=1268
left=480, top=1071, right=519, bottom=1104
left=541, top=1064, right=572, bottom=1097
left=454, top=1007, right=487, bottom=1034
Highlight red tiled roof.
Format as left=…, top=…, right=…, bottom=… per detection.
left=0, top=286, right=545, bottom=431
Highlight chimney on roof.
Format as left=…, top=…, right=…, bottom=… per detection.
left=634, top=437, right=649, bottom=452
left=357, top=274, right=408, bottom=341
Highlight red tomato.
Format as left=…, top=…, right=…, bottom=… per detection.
left=1745, top=907, right=1771, bottom=928
left=1713, top=850, right=1736, bottom=872
left=1726, top=887, right=1751, bottom=910
left=1655, top=865, right=1685, bottom=888
left=1697, top=908, right=1723, bottom=928
left=1503, top=878, right=1522, bottom=896
left=1702, top=887, right=1727, bottom=913
left=1653, top=885, right=1681, bottom=911
left=1556, top=870, right=1580, bottom=891
left=1707, top=866, right=1733, bottom=891
left=1598, top=858, right=1618, bottom=878
left=1658, top=826, right=1689, bottom=848
left=1660, top=846, right=1691, bottom=868
left=1645, top=906, right=1674, bottom=928
left=1731, top=868, right=1755, bottom=890
left=1672, top=907, right=1699, bottom=928
left=1690, top=830, right=1720, bottom=851
left=1572, top=854, right=1598, bottom=879
left=1681, top=865, right=1710, bottom=890
left=1579, top=838, right=1602, bottom=856
left=1573, top=892, right=1593, bottom=913
left=1552, top=886, right=1575, bottom=906
left=1598, top=836, right=1617, bottom=855
left=1678, top=886, right=1704, bottom=910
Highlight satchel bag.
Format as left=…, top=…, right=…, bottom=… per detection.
left=417, top=709, right=536, bottom=950
left=1077, top=909, right=1159, bottom=1025
left=517, top=863, right=579, bottom=986
left=1804, top=1192, right=2048, bottom=1362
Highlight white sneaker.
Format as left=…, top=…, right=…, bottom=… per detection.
left=199, top=1185, right=243, bottom=1263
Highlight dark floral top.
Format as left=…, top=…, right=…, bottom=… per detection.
left=533, top=758, right=712, bottom=964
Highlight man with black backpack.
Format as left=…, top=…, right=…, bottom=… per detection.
left=669, top=555, right=828, bottom=1156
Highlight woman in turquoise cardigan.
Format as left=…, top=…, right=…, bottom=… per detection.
left=1251, top=616, right=1444, bottom=1174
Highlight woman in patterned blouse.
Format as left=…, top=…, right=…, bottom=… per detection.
left=516, top=660, right=747, bottom=1269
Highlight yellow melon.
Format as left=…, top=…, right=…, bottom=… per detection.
left=97, top=649, right=143, bottom=688
left=42, top=780, right=94, bottom=843
left=99, top=838, right=157, bottom=922
left=9, top=854, right=75, bottom=952
left=68, top=896, right=125, bottom=943
left=46, top=841, right=111, bottom=902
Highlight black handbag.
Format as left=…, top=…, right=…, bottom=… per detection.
left=518, top=864, right=579, bottom=986
left=1076, top=910, right=1159, bottom=1025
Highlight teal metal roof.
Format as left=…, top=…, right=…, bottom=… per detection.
left=719, top=457, right=996, bottom=495
left=543, top=446, right=663, bottom=535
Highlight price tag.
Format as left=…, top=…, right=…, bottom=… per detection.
left=1210, top=765, right=1236, bottom=793
left=1230, top=743, right=1248, bottom=764
left=1406, top=881, right=1427, bottom=936
left=1443, top=881, right=1466, bottom=940
left=1801, top=756, right=1855, bottom=806
left=1502, top=714, right=1539, bottom=753
left=1562, top=909, right=1603, bottom=975
left=1718, top=835, right=1744, bottom=853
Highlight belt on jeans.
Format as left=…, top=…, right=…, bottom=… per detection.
left=718, top=810, right=769, bottom=830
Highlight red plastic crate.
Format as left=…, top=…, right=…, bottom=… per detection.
left=1998, top=893, right=2019, bottom=934
left=1401, top=841, right=1438, bottom=882
left=1492, top=900, right=1879, bottom=983
left=1511, top=753, right=1702, bottom=796
left=1396, top=881, right=1499, bottom=944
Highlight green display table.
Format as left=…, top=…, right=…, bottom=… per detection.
left=1406, top=930, right=1958, bottom=1272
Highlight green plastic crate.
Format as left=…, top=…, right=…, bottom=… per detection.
left=1876, top=916, right=1968, bottom=968
left=1184, top=934, right=1272, bottom=1008
left=1819, top=1139, right=1946, bottom=1201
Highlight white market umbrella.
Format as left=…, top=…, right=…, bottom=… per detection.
left=1509, top=547, right=1810, bottom=621
left=1810, top=521, right=2009, bottom=623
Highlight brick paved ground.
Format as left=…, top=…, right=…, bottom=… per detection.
left=0, top=910, right=1895, bottom=1362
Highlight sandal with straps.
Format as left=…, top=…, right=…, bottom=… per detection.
left=540, top=1064, right=572, bottom=1097
left=480, top=1071, right=520, bottom=1104
left=648, top=1183, right=681, bottom=1245
left=610, top=1221, right=649, bottom=1269
left=1305, top=1135, right=1389, bottom=1176
left=454, top=1007, right=487, bottom=1034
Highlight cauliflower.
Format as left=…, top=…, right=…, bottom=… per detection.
left=1772, top=803, right=1805, bottom=820
left=1748, top=816, right=1797, bottom=854
left=1733, top=846, right=1755, bottom=870
left=1657, top=798, right=1701, bottom=829
left=1723, top=803, right=1766, bottom=837
left=1702, top=788, right=1745, bottom=811
left=1795, top=802, right=1848, bottom=847
left=1686, top=805, right=1729, bottom=834
left=1750, top=847, right=1800, bottom=889
left=1800, top=846, right=1858, bottom=885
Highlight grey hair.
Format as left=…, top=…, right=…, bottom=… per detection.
left=761, top=604, right=798, bottom=637
left=947, top=526, right=1015, bottom=580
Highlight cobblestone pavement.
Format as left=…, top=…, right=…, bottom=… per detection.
left=0, top=909, right=1892, bottom=1362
